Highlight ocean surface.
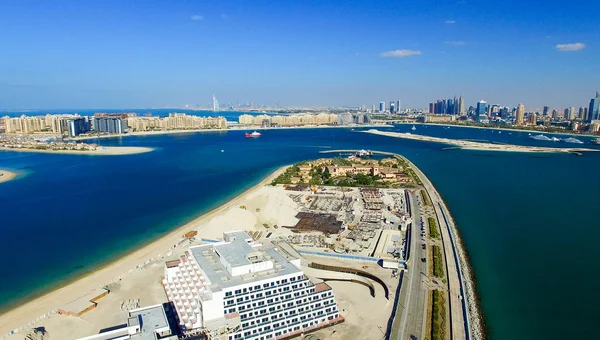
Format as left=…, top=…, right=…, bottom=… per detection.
left=1, top=124, right=599, bottom=340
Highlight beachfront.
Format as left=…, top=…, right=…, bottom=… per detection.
left=0, top=146, right=153, bottom=156
left=364, top=129, right=598, bottom=153
left=0, top=157, right=480, bottom=340
left=69, top=124, right=394, bottom=141
left=0, top=170, right=17, bottom=183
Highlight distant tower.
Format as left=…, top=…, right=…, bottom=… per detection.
left=379, top=101, right=386, bottom=112
left=588, top=91, right=600, bottom=122
left=212, top=95, right=220, bottom=112
left=459, top=95, right=465, bottom=115
left=396, top=100, right=401, bottom=114
left=516, top=103, right=525, bottom=125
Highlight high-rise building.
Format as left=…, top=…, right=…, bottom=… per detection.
left=515, top=104, right=525, bottom=125
left=527, top=112, right=537, bottom=125
left=476, top=101, right=487, bottom=116
left=458, top=95, right=465, bottom=115
left=552, top=109, right=560, bottom=119
left=163, top=231, right=342, bottom=339
left=379, top=101, right=385, bottom=112
left=542, top=106, right=550, bottom=116
left=389, top=101, right=396, bottom=114
left=579, top=107, right=588, bottom=120
left=213, top=95, right=220, bottom=112
left=396, top=100, right=401, bottom=114
left=67, top=117, right=90, bottom=137
left=588, top=91, right=600, bottom=122
left=564, top=107, right=576, bottom=120
left=93, top=117, right=125, bottom=134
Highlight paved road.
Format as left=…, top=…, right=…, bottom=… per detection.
left=395, top=191, right=427, bottom=340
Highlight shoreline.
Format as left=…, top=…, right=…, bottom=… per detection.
left=400, top=154, right=485, bottom=340
left=0, top=165, right=289, bottom=336
left=363, top=129, right=599, bottom=153
left=0, top=146, right=154, bottom=156
left=408, top=122, right=598, bottom=139
left=0, top=170, right=17, bottom=183
left=68, top=124, right=394, bottom=141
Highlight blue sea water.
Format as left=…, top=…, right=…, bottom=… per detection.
left=1, top=125, right=599, bottom=340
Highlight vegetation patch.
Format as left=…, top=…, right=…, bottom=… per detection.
left=428, top=217, right=440, bottom=239
left=421, top=190, right=431, bottom=206
left=431, top=290, right=447, bottom=340
left=431, top=245, right=445, bottom=279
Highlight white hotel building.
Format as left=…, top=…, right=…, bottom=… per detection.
left=163, top=231, right=343, bottom=340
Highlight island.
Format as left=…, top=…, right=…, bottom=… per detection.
left=0, top=135, right=153, bottom=155
left=0, top=153, right=483, bottom=340
left=364, top=129, right=598, bottom=154
left=0, top=170, right=17, bottom=183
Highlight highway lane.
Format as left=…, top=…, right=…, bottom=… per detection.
left=396, top=190, right=427, bottom=340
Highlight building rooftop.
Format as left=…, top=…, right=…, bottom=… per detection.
left=128, top=305, right=170, bottom=340
left=189, top=231, right=302, bottom=293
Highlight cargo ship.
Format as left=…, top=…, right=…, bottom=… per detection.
left=245, top=131, right=261, bottom=138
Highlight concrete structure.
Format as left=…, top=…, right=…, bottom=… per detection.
left=77, top=304, right=176, bottom=340
left=93, top=117, right=126, bottom=134
left=163, top=231, right=343, bottom=340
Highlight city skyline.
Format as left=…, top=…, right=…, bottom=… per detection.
left=0, top=0, right=598, bottom=109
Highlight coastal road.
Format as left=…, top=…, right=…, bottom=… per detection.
left=394, top=191, right=427, bottom=340
left=410, top=163, right=469, bottom=340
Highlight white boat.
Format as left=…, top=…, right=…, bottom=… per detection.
left=411, top=125, right=416, bottom=131
left=530, top=134, right=551, bottom=141
left=564, top=137, right=583, bottom=144
left=550, top=137, right=561, bottom=142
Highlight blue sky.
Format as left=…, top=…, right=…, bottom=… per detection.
left=0, top=0, right=598, bottom=109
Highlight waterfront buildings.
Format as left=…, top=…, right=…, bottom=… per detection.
left=127, top=114, right=227, bottom=131
left=428, top=96, right=465, bottom=115
left=515, top=103, right=525, bottom=125
left=93, top=116, right=126, bottom=134
left=238, top=113, right=338, bottom=126
left=3, top=114, right=90, bottom=135
left=588, top=91, right=600, bottom=122
left=421, top=114, right=456, bottom=123
left=162, top=231, right=342, bottom=339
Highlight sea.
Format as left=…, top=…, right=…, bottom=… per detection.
left=1, top=111, right=599, bottom=340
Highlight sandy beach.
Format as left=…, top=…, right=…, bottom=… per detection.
left=0, top=170, right=17, bottom=183
left=69, top=124, right=394, bottom=141
left=0, top=166, right=288, bottom=338
left=364, top=129, right=598, bottom=153
left=0, top=146, right=154, bottom=156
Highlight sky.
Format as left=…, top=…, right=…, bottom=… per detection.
left=0, top=0, right=599, bottom=110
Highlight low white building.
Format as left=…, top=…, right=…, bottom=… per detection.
left=163, top=231, right=343, bottom=340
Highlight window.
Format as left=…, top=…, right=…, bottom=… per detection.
left=225, top=291, right=233, bottom=297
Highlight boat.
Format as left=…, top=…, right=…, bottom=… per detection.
left=550, top=137, right=561, bottom=142
left=530, top=134, right=551, bottom=141
left=411, top=125, right=416, bottom=131
left=245, top=131, right=261, bottom=138
left=564, top=137, right=583, bottom=144
left=592, top=138, right=600, bottom=145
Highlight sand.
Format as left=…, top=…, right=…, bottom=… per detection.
left=0, top=170, right=17, bottom=183
left=0, top=166, right=289, bottom=338
left=364, top=129, right=599, bottom=153
left=0, top=146, right=153, bottom=156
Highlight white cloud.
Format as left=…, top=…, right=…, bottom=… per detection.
left=555, top=43, right=585, bottom=51
left=190, top=15, right=204, bottom=21
left=380, top=49, right=422, bottom=58
left=445, top=40, right=465, bottom=46
left=444, top=20, right=456, bottom=24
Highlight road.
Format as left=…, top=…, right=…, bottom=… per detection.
left=394, top=190, right=427, bottom=340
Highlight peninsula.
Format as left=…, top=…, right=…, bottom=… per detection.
left=364, top=129, right=598, bottom=154
left=0, top=154, right=482, bottom=340
left=0, top=170, right=17, bottom=183
left=0, top=146, right=153, bottom=156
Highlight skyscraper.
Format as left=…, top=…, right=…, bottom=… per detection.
left=379, top=101, right=386, bottom=112
left=389, top=101, right=396, bottom=114
left=579, top=107, right=588, bottom=120
left=476, top=100, right=487, bottom=116
left=588, top=91, right=600, bottom=122
left=516, top=103, right=525, bottom=125
left=396, top=100, right=401, bottom=114
left=459, top=95, right=465, bottom=115
left=543, top=106, right=550, bottom=116
left=429, top=103, right=435, bottom=114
